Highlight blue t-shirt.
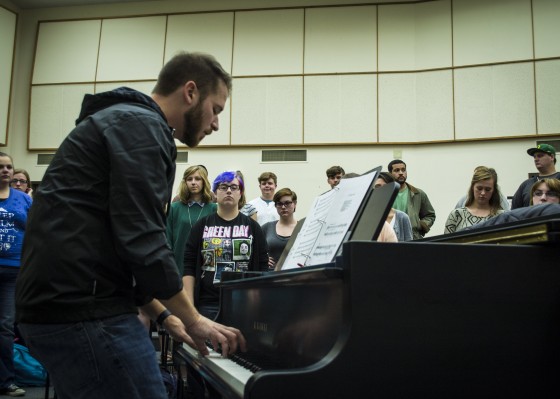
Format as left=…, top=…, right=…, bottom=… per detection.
left=0, top=188, right=32, bottom=267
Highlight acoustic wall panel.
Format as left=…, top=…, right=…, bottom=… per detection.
left=304, top=6, right=376, bottom=74
left=166, top=13, right=234, bottom=72
left=378, top=0, right=452, bottom=71
left=304, top=74, right=376, bottom=144
left=533, top=0, right=560, bottom=59
left=29, top=84, right=94, bottom=149
left=379, top=70, right=453, bottom=142
left=197, top=99, right=231, bottom=147
left=0, top=6, right=16, bottom=145
left=96, top=16, right=166, bottom=81
left=33, top=20, right=101, bottom=84
left=453, top=0, right=533, bottom=66
left=535, top=60, right=560, bottom=134
left=233, top=9, right=304, bottom=76
left=94, top=81, right=156, bottom=96
left=231, top=77, right=302, bottom=145
left=454, top=63, right=535, bottom=139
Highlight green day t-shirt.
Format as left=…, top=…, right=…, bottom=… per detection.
left=200, top=221, right=254, bottom=284
left=392, top=186, right=409, bottom=213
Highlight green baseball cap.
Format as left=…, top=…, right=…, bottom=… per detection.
left=527, top=143, right=556, bottom=157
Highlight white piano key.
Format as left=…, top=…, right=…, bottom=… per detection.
left=180, top=344, right=254, bottom=398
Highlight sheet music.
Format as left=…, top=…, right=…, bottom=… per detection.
left=281, top=171, right=377, bottom=269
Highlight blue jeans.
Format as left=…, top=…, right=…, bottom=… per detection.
left=19, top=314, right=168, bottom=399
left=0, top=266, right=18, bottom=389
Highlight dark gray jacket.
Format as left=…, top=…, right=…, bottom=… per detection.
left=16, top=88, right=182, bottom=323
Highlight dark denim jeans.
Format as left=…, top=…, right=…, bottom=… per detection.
left=19, top=314, right=168, bottom=399
left=0, top=266, right=18, bottom=389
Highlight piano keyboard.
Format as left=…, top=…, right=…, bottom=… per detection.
left=179, top=343, right=254, bottom=398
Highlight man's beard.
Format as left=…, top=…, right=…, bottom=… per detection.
left=396, top=175, right=406, bottom=183
left=181, top=101, right=204, bottom=147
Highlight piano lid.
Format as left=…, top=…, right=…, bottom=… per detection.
left=420, top=214, right=560, bottom=245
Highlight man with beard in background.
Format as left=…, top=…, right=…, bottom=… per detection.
left=388, top=159, right=436, bottom=240
left=15, top=52, right=245, bottom=399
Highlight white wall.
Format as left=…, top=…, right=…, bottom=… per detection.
left=1, top=0, right=559, bottom=238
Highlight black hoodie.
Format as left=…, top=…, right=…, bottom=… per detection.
left=16, top=87, right=182, bottom=323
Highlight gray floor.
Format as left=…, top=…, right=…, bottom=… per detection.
left=0, top=385, right=54, bottom=399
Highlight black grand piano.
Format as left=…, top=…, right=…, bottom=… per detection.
left=175, top=218, right=560, bottom=398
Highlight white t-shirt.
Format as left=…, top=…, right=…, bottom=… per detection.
left=245, top=196, right=279, bottom=226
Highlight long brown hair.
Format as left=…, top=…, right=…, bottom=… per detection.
left=465, top=166, right=502, bottom=215
left=178, top=165, right=213, bottom=204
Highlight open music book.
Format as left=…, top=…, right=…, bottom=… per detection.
left=279, top=167, right=381, bottom=270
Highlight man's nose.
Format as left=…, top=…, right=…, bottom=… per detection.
left=211, top=117, right=219, bottom=131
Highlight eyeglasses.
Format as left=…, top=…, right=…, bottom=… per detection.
left=533, top=190, right=560, bottom=198
left=11, top=179, right=28, bottom=184
left=217, top=184, right=240, bottom=192
left=275, top=201, right=294, bottom=208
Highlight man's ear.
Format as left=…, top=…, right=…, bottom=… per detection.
left=183, top=81, right=198, bottom=105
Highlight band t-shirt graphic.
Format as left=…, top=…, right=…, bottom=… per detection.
left=184, top=213, right=268, bottom=307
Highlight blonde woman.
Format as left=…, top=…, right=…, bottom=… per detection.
left=445, top=167, right=504, bottom=234
left=166, top=165, right=216, bottom=274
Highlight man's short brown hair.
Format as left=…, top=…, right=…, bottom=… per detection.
left=152, top=52, right=232, bottom=100
left=258, top=172, right=277, bottom=185
left=326, top=166, right=345, bottom=178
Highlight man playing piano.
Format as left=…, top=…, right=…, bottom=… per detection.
left=15, top=52, right=245, bottom=399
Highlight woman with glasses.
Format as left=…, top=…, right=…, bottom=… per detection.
left=166, top=165, right=217, bottom=275
left=183, top=170, right=268, bottom=399
left=262, top=188, right=298, bottom=270
left=530, top=178, right=560, bottom=206
left=10, top=169, right=32, bottom=198
left=0, top=153, right=32, bottom=397
left=183, top=170, right=268, bottom=320
left=445, top=166, right=505, bottom=234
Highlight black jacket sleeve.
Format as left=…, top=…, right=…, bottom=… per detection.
left=105, top=110, right=182, bottom=299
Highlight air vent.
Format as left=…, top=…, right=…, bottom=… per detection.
left=261, top=150, right=307, bottom=162
left=176, top=151, right=188, bottom=163
left=37, top=154, right=55, bottom=165
left=536, top=140, right=560, bottom=152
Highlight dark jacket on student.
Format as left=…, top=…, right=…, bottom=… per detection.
left=16, top=87, right=182, bottom=323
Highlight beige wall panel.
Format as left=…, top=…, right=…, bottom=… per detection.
left=94, top=81, right=156, bottom=95
left=29, top=84, right=94, bottom=149
left=96, top=16, right=166, bottom=81
left=379, top=70, right=453, bottom=142
left=454, top=63, right=535, bottom=139
left=378, top=0, right=452, bottom=71
left=453, top=0, right=533, bottom=66
left=33, top=20, right=100, bottom=84
left=233, top=9, right=303, bottom=76
left=0, top=6, right=16, bottom=144
left=533, top=0, right=560, bottom=58
left=197, top=101, right=231, bottom=147
left=535, top=60, right=560, bottom=134
left=304, top=6, right=376, bottom=74
left=231, top=77, right=302, bottom=145
left=304, top=75, right=376, bottom=144
left=165, top=13, right=234, bottom=72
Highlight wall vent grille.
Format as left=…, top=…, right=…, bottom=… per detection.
left=262, top=149, right=307, bottom=162
left=37, top=154, right=55, bottom=165
left=176, top=151, right=189, bottom=163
